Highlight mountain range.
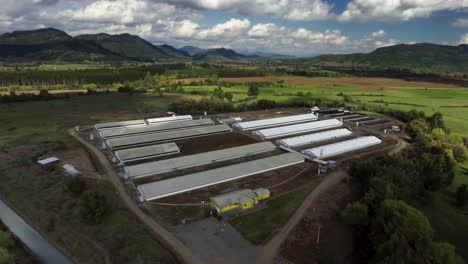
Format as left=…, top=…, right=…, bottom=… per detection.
left=0, top=28, right=260, bottom=62
left=0, top=28, right=467, bottom=73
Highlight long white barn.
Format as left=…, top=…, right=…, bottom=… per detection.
left=233, top=114, right=318, bottom=131
left=114, top=143, right=180, bottom=163
left=125, top=142, right=277, bottom=179
left=137, top=153, right=304, bottom=201
left=106, top=124, right=231, bottom=149
left=277, top=128, right=353, bottom=148
left=99, top=119, right=214, bottom=139
left=301, top=136, right=382, bottom=159
left=255, top=119, right=343, bottom=140
left=146, top=115, right=193, bottom=124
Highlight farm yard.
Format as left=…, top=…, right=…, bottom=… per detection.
left=0, top=74, right=467, bottom=263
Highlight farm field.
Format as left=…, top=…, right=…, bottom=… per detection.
left=180, top=76, right=468, bottom=135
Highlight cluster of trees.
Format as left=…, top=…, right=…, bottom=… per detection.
left=0, top=230, right=13, bottom=263
left=65, top=177, right=111, bottom=225
left=169, top=94, right=343, bottom=115
left=341, top=112, right=467, bottom=263
left=0, top=63, right=188, bottom=87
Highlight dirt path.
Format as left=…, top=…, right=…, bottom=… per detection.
left=256, top=137, right=408, bottom=263
left=69, top=130, right=201, bottom=264
left=257, top=169, right=348, bottom=264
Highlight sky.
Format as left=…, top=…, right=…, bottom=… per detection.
left=0, top=0, right=467, bottom=56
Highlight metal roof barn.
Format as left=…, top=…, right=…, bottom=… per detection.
left=114, top=142, right=180, bottom=163
left=94, top=119, right=146, bottom=130
left=277, top=128, right=353, bottom=148
left=106, top=124, right=231, bottom=149
left=137, top=152, right=304, bottom=201
left=255, top=119, right=343, bottom=140
left=99, top=119, right=214, bottom=139
left=301, top=136, right=382, bottom=159
left=233, top=114, right=318, bottom=131
left=146, top=115, right=192, bottom=124
left=125, top=142, right=277, bottom=179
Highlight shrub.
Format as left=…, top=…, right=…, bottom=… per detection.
left=455, top=184, right=468, bottom=207
left=80, top=190, right=110, bottom=225
left=341, top=201, right=369, bottom=226
left=0, top=231, right=13, bottom=248
left=66, top=176, right=87, bottom=197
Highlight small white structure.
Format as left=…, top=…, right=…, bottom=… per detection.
left=62, top=164, right=81, bottom=176
left=37, top=157, right=60, bottom=166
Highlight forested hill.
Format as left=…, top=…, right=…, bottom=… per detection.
left=307, top=43, right=468, bottom=73
left=0, top=28, right=190, bottom=62
left=192, top=48, right=261, bottom=61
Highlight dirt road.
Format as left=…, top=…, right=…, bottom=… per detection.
left=257, top=169, right=348, bottom=264
left=257, top=137, right=408, bottom=263
left=70, top=130, right=201, bottom=264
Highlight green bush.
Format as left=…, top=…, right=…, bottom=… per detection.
left=0, top=231, right=13, bottom=248
left=341, top=201, right=368, bottom=226
left=80, top=190, right=111, bottom=225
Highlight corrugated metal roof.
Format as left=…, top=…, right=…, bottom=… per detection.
left=125, top=142, right=277, bottom=179
left=278, top=128, right=352, bottom=148
left=233, top=114, right=318, bottom=131
left=115, top=143, right=180, bottom=163
left=99, top=119, right=214, bottom=139
left=137, top=153, right=304, bottom=201
left=146, top=115, right=192, bottom=124
left=94, top=119, right=146, bottom=130
left=302, top=136, right=382, bottom=158
left=255, top=119, right=343, bottom=139
left=106, top=124, right=231, bottom=149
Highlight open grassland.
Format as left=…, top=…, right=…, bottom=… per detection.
left=181, top=76, right=468, bottom=135
left=0, top=93, right=196, bottom=146
left=421, top=162, right=468, bottom=261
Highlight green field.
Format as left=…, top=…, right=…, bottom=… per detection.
left=182, top=82, right=468, bottom=135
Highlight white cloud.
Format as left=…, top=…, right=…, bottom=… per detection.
left=371, top=29, right=386, bottom=38
left=164, top=0, right=333, bottom=21
left=453, top=18, right=468, bottom=27
left=459, top=33, right=468, bottom=44
left=339, top=0, right=468, bottom=22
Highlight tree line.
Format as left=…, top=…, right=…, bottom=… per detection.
left=341, top=112, right=467, bottom=263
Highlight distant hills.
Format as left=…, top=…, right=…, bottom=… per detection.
left=0, top=28, right=256, bottom=62
left=298, top=43, right=468, bottom=73
left=192, top=48, right=261, bottom=61
left=179, top=45, right=204, bottom=56
left=1, top=28, right=467, bottom=73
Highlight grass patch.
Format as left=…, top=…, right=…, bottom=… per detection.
left=421, top=162, right=468, bottom=261
left=231, top=181, right=319, bottom=245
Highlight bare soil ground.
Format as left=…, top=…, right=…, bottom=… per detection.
left=280, top=182, right=354, bottom=264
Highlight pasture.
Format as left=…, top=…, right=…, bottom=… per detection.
left=181, top=76, right=468, bottom=135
